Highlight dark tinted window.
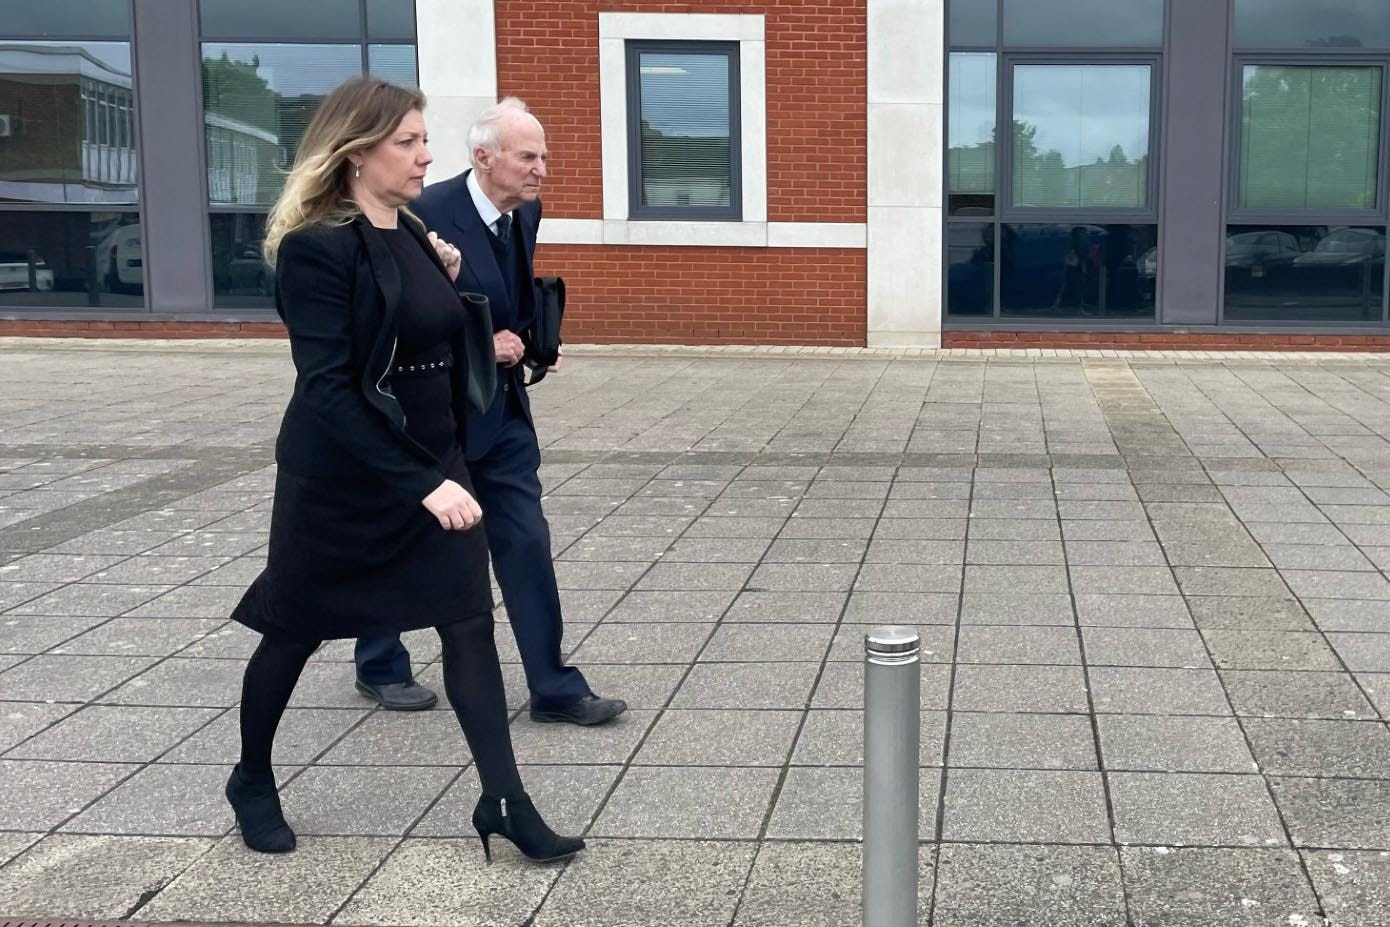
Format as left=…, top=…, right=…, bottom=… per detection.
left=1003, top=0, right=1164, bottom=46
left=210, top=212, right=274, bottom=309
left=947, top=223, right=996, bottom=316
left=950, top=0, right=998, bottom=46
left=1235, top=0, right=1390, bottom=49
left=0, top=211, right=143, bottom=308
left=366, top=0, right=416, bottom=41
left=1225, top=225, right=1386, bottom=321
left=1000, top=223, right=1158, bottom=318
left=199, top=0, right=362, bottom=40
left=4, top=1, right=130, bottom=38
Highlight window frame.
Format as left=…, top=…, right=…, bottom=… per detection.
left=624, top=39, right=743, bottom=222
left=1227, top=54, right=1390, bottom=224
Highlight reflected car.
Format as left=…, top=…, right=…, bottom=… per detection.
left=227, top=247, right=274, bottom=296
left=1224, top=231, right=1299, bottom=274
left=94, top=223, right=144, bottom=292
left=1292, top=228, right=1386, bottom=267
left=0, top=252, right=56, bottom=291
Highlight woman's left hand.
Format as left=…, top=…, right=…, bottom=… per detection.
left=427, top=231, right=462, bottom=282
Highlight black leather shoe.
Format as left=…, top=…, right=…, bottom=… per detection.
left=529, top=693, right=627, bottom=726
left=355, top=678, right=439, bottom=711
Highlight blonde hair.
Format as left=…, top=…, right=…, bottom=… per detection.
left=263, top=77, right=427, bottom=264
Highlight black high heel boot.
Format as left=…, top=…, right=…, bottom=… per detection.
left=225, top=764, right=296, bottom=853
left=472, top=793, right=585, bottom=863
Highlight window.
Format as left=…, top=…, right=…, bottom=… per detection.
left=626, top=42, right=741, bottom=220
left=1238, top=65, right=1381, bottom=210
left=198, top=0, right=417, bottom=308
left=945, top=1, right=1162, bottom=321
left=1235, top=0, right=1390, bottom=51
left=1225, top=225, right=1386, bottom=321
left=0, top=1, right=142, bottom=307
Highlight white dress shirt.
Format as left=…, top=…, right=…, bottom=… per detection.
left=466, top=171, right=511, bottom=238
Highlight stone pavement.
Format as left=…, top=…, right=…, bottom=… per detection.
left=1, top=339, right=1390, bottom=926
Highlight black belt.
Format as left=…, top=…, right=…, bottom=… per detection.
left=392, top=352, right=453, bottom=377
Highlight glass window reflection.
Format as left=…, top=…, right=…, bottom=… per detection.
left=201, top=44, right=363, bottom=207
left=947, top=223, right=996, bottom=316
left=1012, top=64, right=1151, bottom=209
left=1235, top=0, right=1390, bottom=50
left=366, top=0, right=416, bottom=41
left=1225, top=225, right=1386, bottom=322
left=950, top=0, right=998, bottom=46
left=0, top=42, right=139, bottom=204
left=210, top=212, right=274, bottom=309
left=949, top=53, right=996, bottom=216
left=1002, top=0, right=1164, bottom=46
left=368, top=45, right=418, bottom=86
left=1000, top=223, right=1157, bottom=318
left=6, top=1, right=130, bottom=38
left=0, top=211, right=142, bottom=308
left=199, top=0, right=362, bottom=40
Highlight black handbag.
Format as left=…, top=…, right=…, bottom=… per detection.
left=452, top=291, right=497, bottom=415
left=522, top=275, right=564, bottom=386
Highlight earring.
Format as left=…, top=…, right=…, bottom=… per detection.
left=354, top=165, right=361, bottom=179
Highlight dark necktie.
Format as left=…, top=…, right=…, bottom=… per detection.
left=495, top=213, right=512, bottom=248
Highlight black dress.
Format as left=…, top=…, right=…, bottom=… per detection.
left=232, top=221, right=493, bottom=641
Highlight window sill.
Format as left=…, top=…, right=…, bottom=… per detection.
left=538, top=218, right=867, bottom=249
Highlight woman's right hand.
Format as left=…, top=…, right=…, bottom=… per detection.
left=422, top=480, right=483, bottom=530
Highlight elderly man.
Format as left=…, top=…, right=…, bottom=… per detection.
left=353, top=98, right=625, bottom=726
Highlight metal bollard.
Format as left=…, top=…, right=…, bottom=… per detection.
left=863, top=626, right=920, bottom=927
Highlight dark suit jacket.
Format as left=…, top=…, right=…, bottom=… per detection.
left=412, top=170, right=540, bottom=457
left=272, top=214, right=476, bottom=505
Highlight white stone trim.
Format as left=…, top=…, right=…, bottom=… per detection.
left=538, top=220, right=867, bottom=249
left=597, top=12, right=769, bottom=241
left=417, top=0, right=498, bottom=183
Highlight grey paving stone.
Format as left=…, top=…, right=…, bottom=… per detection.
left=1305, top=598, right=1390, bottom=632
left=1, top=553, right=125, bottom=582
left=765, top=765, right=942, bottom=841
left=733, top=842, right=864, bottom=927
left=1284, top=569, right=1390, bottom=600
left=0, top=702, right=75, bottom=754
left=635, top=709, right=802, bottom=766
left=948, top=712, right=1098, bottom=769
left=1242, top=718, right=1390, bottom=777
left=1221, top=670, right=1379, bottom=720
left=0, top=834, right=213, bottom=920
left=590, top=766, right=778, bottom=838
left=62, top=762, right=242, bottom=836
left=960, top=593, right=1074, bottom=626
left=1328, top=632, right=1390, bottom=672
left=588, top=514, right=693, bottom=538
left=957, top=626, right=1081, bottom=665
left=54, top=617, right=225, bottom=657
left=0, top=759, right=133, bottom=829
left=1174, top=567, right=1292, bottom=598
left=532, top=839, right=757, bottom=927
left=4, top=582, right=173, bottom=617
left=767, top=538, right=867, bottom=563
left=0, top=654, right=157, bottom=702
left=1099, top=715, right=1257, bottom=773
left=103, top=656, right=248, bottom=707
left=965, top=564, right=1069, bottom=594
left=275, top=764, right=454, bottom=836
left=965, top=539, right=1064, bottom=565
left=1063, top=519, right=1156, bottom=541
left=632, top=561, right=754, bottom=591
left=1186, top=596, right=1316, bottom=632
left=1070, top=565, right=1180, bottom=596
left=1203, top=628, right=1344, bottom=671
left=85, top=555, right=232, bottom=585
left=791, top=708, right=946, bottom=767
left=967, top=518, right=1060, bottom=540
left=574, top=663, right=685, bottom=709
left=665, top=537, right=773, bottom=563
left=1083, top=628, right=1212, bottom=668
left=777, top=515, right=875, bottom=539
left=161, top=707, right=367, bottom=765
left=142, top=835, right=395, bottom=924
left=943, top=769, right=1111, bottom=843
left=953, top=663, right=1090, bottom=713
left=1303, top=849, right=1390, bottom=927
left=317, top=710, right=471, bottom=766
left=7, top=705, right=219, bottom=762
left=1090, top=667, right=1232, bottom=715
left=0, top=832, right=42, bottom=866
left=1264, top=544, right=1376, bottom=571
left=933, top=844, right=1126, bottom=927
left=701, top=624, right=834, bottom=663
left=842, top=591, right=957, bottom=624
left=812, top=660, right=951, bottom=710
left=672, top=662, right=819, bottom=710
left=1269, top=777, right=1390, bottom=849
left=0, top=614, right=108, bottom=654
left=600, top=591, right=728, bottom=624
left=1109, top=773, right=1288, bottom=847
left=556, top=535, right=672, bottom=562
left=125, top=584, right=245, bottom=618
left=412, top=764, right=621, bottom=838
left=1359, top=673, right=1390, bottom=717
left=1075, top=594, right=1193, bottom=628
left=510, top=710, right=655, bottom=766
left=724, top=591, right=847, bottom=623
left=569, top=622, right=712, bottom=664
left=1066, top=541, right=1167, bottom=566
left=872, top=517, right=968, bottom=540
left=854, top=563, right=961, bottom=592
left=1121, top=846, right=1320, bottom=927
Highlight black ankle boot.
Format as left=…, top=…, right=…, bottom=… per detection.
left=472, top=792, right=585, bottom=863
left=225, top=764, right=296, bottom=853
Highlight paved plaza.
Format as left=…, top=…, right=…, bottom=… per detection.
left=3, top=339, right=1390, bottom=926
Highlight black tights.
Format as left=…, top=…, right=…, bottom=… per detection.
left=238, top=612, right=523, bottom=797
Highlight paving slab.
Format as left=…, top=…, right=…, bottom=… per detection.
left=1302, top=849, right=1390, bottom=927
left=932, top=843, right=1125, bottom=927
left=1121, top=846, right=1321, bottom=927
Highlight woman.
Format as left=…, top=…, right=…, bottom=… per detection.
left=224, top=77, right=582, bottom=865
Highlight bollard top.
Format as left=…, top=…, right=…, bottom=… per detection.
left=865, top=626, right=920, bottom=656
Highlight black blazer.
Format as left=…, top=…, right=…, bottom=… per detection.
left=272, top=214, right=479, bottom=505
left=412, top=170, right=541, bottom=456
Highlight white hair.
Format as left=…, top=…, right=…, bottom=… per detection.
left=468, top=97, right=542, bottom=168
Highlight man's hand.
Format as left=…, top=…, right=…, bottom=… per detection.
left=548, top=346, right=565, bottom=373
left=422, top=479, right=482, bottom=530
left=426, top=231, right=461, bottom=282
left=494, top=330, right=525, bottom=367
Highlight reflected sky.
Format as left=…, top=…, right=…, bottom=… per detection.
left=0, top=41, right=132, bottom=78
left=201, top=43, right=362, bottom=95
left=639, top=53, right=730, bottom=138
left=1013, top=65, right=1150, bottom=167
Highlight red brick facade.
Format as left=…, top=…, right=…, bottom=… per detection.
left=495, top=0, right=868, bottom=344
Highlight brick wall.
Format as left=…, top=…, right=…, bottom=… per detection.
left=495, top=0, right=869, bottom=344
